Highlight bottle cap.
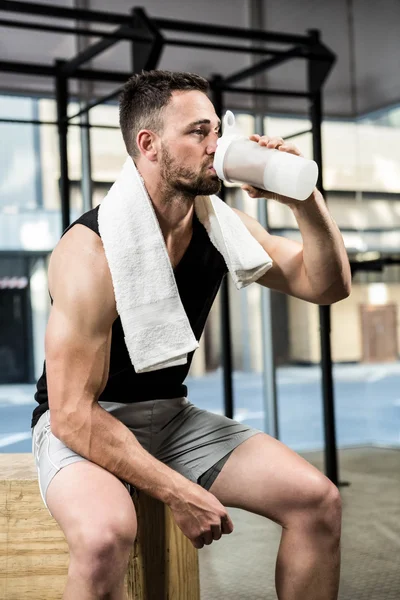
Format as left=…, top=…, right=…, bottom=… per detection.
left=213, top=111, right=244, bottom=181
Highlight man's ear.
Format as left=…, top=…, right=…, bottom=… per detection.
left=136, top=129, right=159, bottom=161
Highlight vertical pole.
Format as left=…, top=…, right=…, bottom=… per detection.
left=25, top=256, right=35, bottom=382
left=75, top=0, right=94, bottom=212
left=55, top=60, right=71, bottom=232
left=80, top=112, right=93, bottom=212
left=309, top=85, right=339, bottom=486
left=32, top=99, right=43, bottom=209
left=211, top=75, right=234, bottom=419
left=255, top=114, right=279, bottom=439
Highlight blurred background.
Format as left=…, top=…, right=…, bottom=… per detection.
left=0, top=1, right=399, bottom=598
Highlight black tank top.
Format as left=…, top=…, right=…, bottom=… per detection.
left=31, top=205, right=227, bottom=429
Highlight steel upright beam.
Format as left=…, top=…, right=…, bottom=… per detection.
left=55, top=60, right=71, bottom=232
left=308, top=31, right=340, bottom=487
left=131, top=8, right=164, bottom=73
left=211, top=76, right=234, bottom=420
left=310, top=91, right=339, bottom=487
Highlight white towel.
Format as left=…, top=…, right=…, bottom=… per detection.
left=98, top=157, right=272, bottom=373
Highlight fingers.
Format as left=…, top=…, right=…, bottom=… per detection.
left=192, top=528, right=217, bottom=549
left=241, top=184, right=267, bottom=199
left=250, top=135, right=303, bottom=157
left=192, top=537, right=205, bottom=549
left=221, top=514, right=234, bottom=535
left=260, top=135, right=285, bottom=149
left=191, top=515, right=233, bottom=549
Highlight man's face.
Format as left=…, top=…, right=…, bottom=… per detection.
left=157, top=90, right=221, bottom=197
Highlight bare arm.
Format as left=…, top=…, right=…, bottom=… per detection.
left=46, top=224, right=232, bottom=547
left=233, top=190, right=351, bottom=305
left=235, top=134, right=351, bottom=305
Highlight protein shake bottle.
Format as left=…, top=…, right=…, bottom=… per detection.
left=213, top=111, right=318, bottom=201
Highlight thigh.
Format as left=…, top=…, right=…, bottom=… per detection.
left=32, top=411, right=136, bottom=549
left=208, top=432, right=333, bottom=527
left=46, top=460, right=137, bottom=552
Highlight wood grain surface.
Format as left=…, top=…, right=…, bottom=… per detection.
left=0, top=454, right=200, bottom=600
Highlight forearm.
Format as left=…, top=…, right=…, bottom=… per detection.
left=53, top=400, right=190, bottom=506
left=290, top=189, right=351, bottom=302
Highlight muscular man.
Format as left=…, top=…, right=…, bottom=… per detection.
left=31, top=70, right=351, bottom=600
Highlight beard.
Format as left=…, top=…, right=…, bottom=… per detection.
left=160, top=143, right=221, bottom=198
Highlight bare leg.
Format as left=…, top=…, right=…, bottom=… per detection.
left=274, top=487, right=341, bottom=599
left=46, top=460, right=137, bottom=600
left=209, top=433, right=341, bottom=600
left=63, top=566, right=128, bottom=600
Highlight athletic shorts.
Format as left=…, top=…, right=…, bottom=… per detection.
left=31, top=397, right=262, bottom=517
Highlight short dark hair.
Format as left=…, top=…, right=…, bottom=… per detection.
left=119, top=70, right=210, bottom=158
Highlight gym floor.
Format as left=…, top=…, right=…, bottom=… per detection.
left=199, top=446, right=400, bottom=600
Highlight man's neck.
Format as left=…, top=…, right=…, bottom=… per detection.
left=136, top=162, right=194, bottom=236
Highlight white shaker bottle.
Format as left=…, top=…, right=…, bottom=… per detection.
left=213, top=110, right=319, bottom=201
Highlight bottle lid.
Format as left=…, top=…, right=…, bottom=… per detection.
left=213, top=110, right=244, bottom=181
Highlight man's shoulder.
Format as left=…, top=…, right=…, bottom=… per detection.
left=48, top=223, right=110, bottom=298
left=54, top=222, right=104, bottom=261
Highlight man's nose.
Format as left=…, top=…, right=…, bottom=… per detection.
left=206, top=138, right=218, bottom=154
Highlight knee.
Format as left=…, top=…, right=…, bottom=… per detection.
left=83, top=521, right=137, bottom=560
left=69, top=514, right=137, bottom=579
left=305, top=477, right=342, bottom=539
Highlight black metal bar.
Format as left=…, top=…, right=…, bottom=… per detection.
left=0, top=17, right=151, bottom=41
left=156, top=17, right=313, bottom=45
left=61, top=25, right=150, bottom=75
left=0, top=59, right=132, bottom=82
left=55, top=60, right=71, bottom=232
left=1, top=0, right=129, bottom=26
left=0, top=60, right=314, bottom=89
left=131, top=8, right=164, bottom=73
left=309, top=88, right=339, bottom=487
left=284, top=128, right=312, bottom=140
left=67, top=86, right=124, bottom=121
left=221, top=85, right=311, bottom=98
left=1, top=1, right=314, bottom=45
left=0, top=60, right=55, bottom=77
left=166, top=38, right=286, bottom=56
left=0, top=17, right=332, bottom=60
left=0, top=117, right=120, bottom=130
left=224, top=46, right=305, bottom=85
left=211, top=76, right=234, bottom=420
left=0, top=117, right=54, bottom=126
left=0, top=17, right=291, bottom=56
left=24, top=256, right=36, bottom=382
left=0, top=250, right=51, bottom=258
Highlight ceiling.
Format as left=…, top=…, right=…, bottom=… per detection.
left=0, top=0, right=399, bottom=118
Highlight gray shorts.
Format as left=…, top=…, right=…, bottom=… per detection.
left=31, top=397, right=261, bottom=517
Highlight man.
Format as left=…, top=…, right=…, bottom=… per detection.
left=31, top=70, right=351, bottom=600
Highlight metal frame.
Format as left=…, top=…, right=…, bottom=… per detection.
left=0, top=2, right=342, bottom=484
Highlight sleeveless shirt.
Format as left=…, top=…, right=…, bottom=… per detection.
left=31, top=205, right=227, bottom=429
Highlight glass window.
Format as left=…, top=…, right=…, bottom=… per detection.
left=0, top=95, right=38, bottom=212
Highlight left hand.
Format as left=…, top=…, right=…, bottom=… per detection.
left=241, top=134, right=315, bottom=206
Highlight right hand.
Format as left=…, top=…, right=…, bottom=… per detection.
left=169, top=482, right=234, bottom=549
